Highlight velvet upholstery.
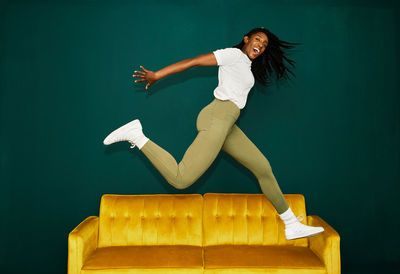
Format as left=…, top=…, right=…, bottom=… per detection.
left=81, top=269, right=203, bottom=274
left=68, top=193, right=340, bottom=274
left=204, top=245, right=325, bottom=273
left=98, top=194, right=203, bottom=247
left=203, top=268, right=326, bottom=274
left=203, top=193, right=308, bottom=247
left=68, top=216, right=99, bottom=274
left=82, top=246, right=203, bottom=271
left=308, top=215, right=341, bottom=274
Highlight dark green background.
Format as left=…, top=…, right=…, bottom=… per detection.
left=1, top=0, right=399, bottom=273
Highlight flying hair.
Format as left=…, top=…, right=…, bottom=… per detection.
left=233, top=27, right=302, bottom=87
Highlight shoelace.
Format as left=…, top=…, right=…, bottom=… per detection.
left=296, top=215, right=304, bottom=222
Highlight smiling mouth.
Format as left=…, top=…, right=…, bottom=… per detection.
left=253, top=48, right=260, bottom=54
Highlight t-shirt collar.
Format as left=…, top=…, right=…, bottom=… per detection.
left=239, top=49, right=252, bottom=64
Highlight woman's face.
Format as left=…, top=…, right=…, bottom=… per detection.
left=242, top=32, right=269, bottom=60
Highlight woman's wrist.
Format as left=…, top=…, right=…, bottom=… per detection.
left=154, top=71, right=162, bottom=81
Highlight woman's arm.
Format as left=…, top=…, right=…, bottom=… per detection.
left=133, top=52, right=217, bottom=90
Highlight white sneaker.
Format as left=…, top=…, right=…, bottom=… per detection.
left=103, top=119, right=146, bottom=149
left=285, top=215, right=324, bottom=240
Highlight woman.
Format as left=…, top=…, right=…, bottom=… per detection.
left=103, top=27, right=324, bottom=240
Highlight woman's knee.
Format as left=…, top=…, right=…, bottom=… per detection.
left=252, top=163, right=277, bottom=184
left=250, top=158, right=273, bottom=178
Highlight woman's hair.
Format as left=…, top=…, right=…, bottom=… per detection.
left=233, top=27, right=302, bottom=87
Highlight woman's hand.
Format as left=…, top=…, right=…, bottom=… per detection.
left=133, top=66, right=159, bottom=90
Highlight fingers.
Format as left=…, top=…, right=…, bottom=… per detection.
left=133, top=66, right=151, bottom=90
left=134, top=70, right=145, bottom=75
left=134, top=78, right=151, bottom=91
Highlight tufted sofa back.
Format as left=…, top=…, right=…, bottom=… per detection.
left=98, top=194, right=203, bottom=247
left=203, top=193, right=309, bottom=247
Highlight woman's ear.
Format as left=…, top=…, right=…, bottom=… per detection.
left=243, top=35, right=249, bottom=44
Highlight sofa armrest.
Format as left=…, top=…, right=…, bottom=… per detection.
left=68, top=216, right=99, bottom=274
left=307, top=215, right=341, bottom=274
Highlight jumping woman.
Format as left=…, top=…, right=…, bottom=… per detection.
left=103, top=27, right=324, bottom=240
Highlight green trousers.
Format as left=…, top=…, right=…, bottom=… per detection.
left=141, top=99, right=289, bottom=214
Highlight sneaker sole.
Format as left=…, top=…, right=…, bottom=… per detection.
left=286, top=230, right=324, bottom=240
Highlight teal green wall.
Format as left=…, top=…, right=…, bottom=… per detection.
left=1, top=0, right=399, bottom=273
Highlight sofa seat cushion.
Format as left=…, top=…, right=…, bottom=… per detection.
left=204, top=245, right=325, bottom=273
left=82, top=245, right=203, bottom=270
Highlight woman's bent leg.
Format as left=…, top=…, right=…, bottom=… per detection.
left=222, top=124, right=289, bottom=214
left=141, top=100, right=239, bottom=189
left=141, top=130, right=223, bottom=189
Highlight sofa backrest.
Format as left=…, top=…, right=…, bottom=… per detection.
left=203, top=193, right=308, bottom=247
left=98, top=194, right=203, bottom=247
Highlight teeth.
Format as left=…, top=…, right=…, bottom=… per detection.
left=254, top=48, right=260, bottom=53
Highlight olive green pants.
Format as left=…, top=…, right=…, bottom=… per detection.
left=141, top=99, right=289, bottom=214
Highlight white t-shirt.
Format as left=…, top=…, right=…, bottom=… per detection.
left=213, top=47, right=255, bottom=109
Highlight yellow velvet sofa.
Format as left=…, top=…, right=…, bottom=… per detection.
left=68, top=193, right=340, bottom=274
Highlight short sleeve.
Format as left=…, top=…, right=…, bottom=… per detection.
left=213, top=48, right=241, bottom=66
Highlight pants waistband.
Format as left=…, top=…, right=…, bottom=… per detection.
left=212, top=98, right=240, bottom=115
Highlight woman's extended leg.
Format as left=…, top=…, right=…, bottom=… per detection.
left=221, top=124, right=325, bottom=240
left=140, top=100, right=240, bottom=189
left=221, top=124, right=289, bottom=214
